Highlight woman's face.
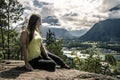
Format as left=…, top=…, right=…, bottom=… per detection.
left=36, top=19, right=41, bottom=29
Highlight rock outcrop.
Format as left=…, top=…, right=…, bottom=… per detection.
left=0, top=60, right=117, bottom=80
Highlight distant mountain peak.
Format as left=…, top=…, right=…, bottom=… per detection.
left=41, top=27, right=86, bottom=39
left=42, top=16, right=59, bottom=25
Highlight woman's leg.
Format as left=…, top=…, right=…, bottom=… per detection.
left=28, top=56, right=56, bottom=71
left=47, top=52, right=70, bottom=69
left=37, top=59, right=56, bottom=71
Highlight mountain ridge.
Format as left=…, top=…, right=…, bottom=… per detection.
left=41, top=27, right=87, bottom=39
left=80, top=18, right=120, bottom=42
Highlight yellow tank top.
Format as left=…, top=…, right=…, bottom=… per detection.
left=27, top=30, right=42, bottom=61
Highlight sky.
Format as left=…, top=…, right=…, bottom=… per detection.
left=18, top=0, right=120, bottom=31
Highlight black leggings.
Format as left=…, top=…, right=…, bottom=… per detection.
left=28, top=52, right=66, bottom=71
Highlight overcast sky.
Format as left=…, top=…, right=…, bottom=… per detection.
left=18, top=0, right=120, bottom=31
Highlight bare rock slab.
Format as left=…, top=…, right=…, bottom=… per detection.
left=0, top=60, right=117, bottom=80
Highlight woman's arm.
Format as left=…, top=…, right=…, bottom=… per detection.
left=20, top=30, right=33, bottom=70
left=40, top=42, right=51, bottom=59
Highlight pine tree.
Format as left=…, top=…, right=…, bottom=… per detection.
left=0, top=0, right=8, bottom=59
left=0, top=0, right=24, bottom=59
left=45, top=29, right=64, bottom=59
left=46, top=29, right=56, bottom=45
left=105, top=54, right=116, bottom=66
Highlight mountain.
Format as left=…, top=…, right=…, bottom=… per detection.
left=80, top=19, right=120, bottom=42
left=42, top=16, right=59, bottom=25
left=109, top=4, right=120, bottom=11
left=41, top=27, right=88, bottom=39
left=69, top=29, right=87, bottom=37
left=41, top=27, right=75, bottom=39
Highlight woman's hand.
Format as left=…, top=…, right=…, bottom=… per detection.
left=25, top=63, right=33, bottom=71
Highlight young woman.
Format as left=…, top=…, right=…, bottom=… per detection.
left=20, top=14, right=70, bottom=71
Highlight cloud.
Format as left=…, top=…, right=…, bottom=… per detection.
left=18, top=0, right=120, bottom=31
left=41, top=5, right=55, bottom=18
left=98, top=0, right=120, bottom=12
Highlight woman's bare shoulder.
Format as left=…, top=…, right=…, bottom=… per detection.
left=21, top=29, right=28, bottom=35
left=22, top=29, right=27, bottom=33
left=21, top=29, right=28, bottom=38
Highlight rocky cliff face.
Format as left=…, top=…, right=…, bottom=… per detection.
left=0, top=60, right=117, bottom=80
